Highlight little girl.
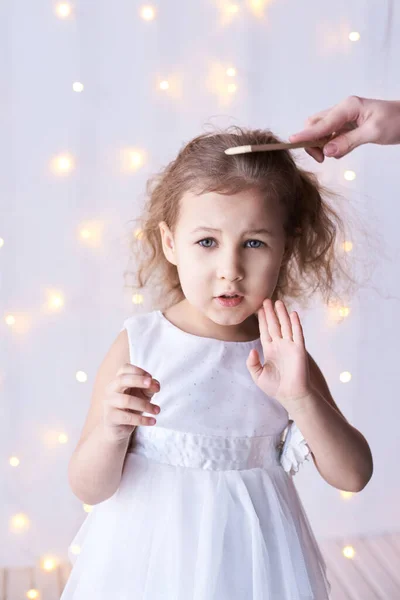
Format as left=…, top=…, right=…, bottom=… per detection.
left=62, top=127, right=373, bottom=599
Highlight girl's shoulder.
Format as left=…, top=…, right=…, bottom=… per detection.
left=120, top=310, right=158, bottom=335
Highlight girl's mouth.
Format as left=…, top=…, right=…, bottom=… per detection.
left=215, top=295, right=243, bottom=307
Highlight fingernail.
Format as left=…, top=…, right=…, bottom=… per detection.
left=324, top=143, right=338, bottom=156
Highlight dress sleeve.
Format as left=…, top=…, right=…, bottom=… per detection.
left=279, top=420, right=311, bottom=476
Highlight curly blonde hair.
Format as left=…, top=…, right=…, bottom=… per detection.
left=124, top=126, right=378, bottom=314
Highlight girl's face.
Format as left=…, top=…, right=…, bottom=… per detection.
left=159, top=188, right=288, bottom=333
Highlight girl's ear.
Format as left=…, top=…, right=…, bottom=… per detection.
left=158, top=221, right=177, bottom=265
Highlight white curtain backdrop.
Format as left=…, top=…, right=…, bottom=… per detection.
left=1, top=0, right=399, bottom=582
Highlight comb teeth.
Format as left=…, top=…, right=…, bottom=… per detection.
left=225, top=145, right=252, bottom=155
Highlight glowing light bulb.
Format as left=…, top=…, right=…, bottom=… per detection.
left=11, top=513, right=30, bottom=531
left=132, top=294, right=144, bottom=305
left=80, top=228, right=91, bottom=240
left=0, top=238, right=4, bottom=247
left=349, top=32, right=360, bottom=42
left=49, top=293, right=64, bottom=310
left=344, top=170, right=356, bottom=181
left=27, top=590, right=40, bottom=599
left=5, top=315, right=15, bottom=326
left=53, top=154, right=74, bottom=174
left=226, top=67, right=236, bottom=77
left=130, top=151, right=144, bottom=169
left=140, top=6, right=156, bottom=20
left=58, top=433, right=69, bottom=444
left=9, top=456, right=20, bottom=467
left=56, top=3, right=72, bottom=18
left=343, top=241, right=353, bottom=252
left=342, top=545, right=355, bottom=559
left=340, top=371, right=352, bottom=383
left=159, top=80, right=170, bottom=90
left=338, top=306, right=350, bottom=318
left=42, top=557, right=58, bottom=571
left=76, top=371, right=88, bottom=383
left=73, top=82, right=84, bottom=92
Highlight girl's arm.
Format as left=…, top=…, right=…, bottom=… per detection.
left=68, top=422, right=131, bottom=505
left=287, top=354, right=373, bottom=492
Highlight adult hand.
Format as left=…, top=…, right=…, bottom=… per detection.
left=289, top=96, right=400, bottom=162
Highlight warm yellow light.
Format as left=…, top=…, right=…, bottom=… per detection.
left=132, top=294, right=144, bottom=305
left=41, top=557, right=58, bottom=571
left=11, top=513, right=30, bottom=531
left=80, top=228, right=91, bottom=239
left=121, top=148, right=148, bottom=174
left=226, top=67, right=236, bottom=77
left=227, top=3, right=240, bottom=13
left=76, top=371, right=88, bottom=383
left=134, top=228, right=144, bottom=240
left=340, top=491, right=354, bottom=500
left=338, top=306, right=350, bottom=318
left=78, top=221, right=104, bottom=246
left=52, top=154, right=74, bottom=174
left=343, top=241, right=353, bottom=252
left=55, top=3, right=72, bottom=18
left=5, top=315, right=16, bottom=326
left=248, top=0, right=271, bottom=17
left=69, top=544, right=81, bottom=556
left=9, top=456, right=20, bottom=467
left=140, top=6, right=156, bottom=20
left=58, top=433, right=69, bottom=444
left=159, top=80, right=170, bottom=90
left=342, top=545, right=355, bottom=559
left=83, top=504, right=93, bottom=513
left=130, top=151, right=144, bottom=169
left=0, top=238, right=4, bottom=248
left=48, top=293, right=64, bottom=310
left=340, top=371, right=352, bottom=383
left=73, top=82, right=84, bottom=92
left=344, top=170, right=356, bottom=181
left=27, top=590, right=40, bottom=599
left=227, top=83, right=237, bottom=94
left=349, top=32, right=361, bottom=42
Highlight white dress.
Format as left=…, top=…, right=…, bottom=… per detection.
left=61, top=310, right=331, bottom=599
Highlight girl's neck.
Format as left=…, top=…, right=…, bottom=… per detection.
left=162, top=300, right=260, bottom=342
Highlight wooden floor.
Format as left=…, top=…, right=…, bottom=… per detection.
left=1, top=531, right=399, bottom=599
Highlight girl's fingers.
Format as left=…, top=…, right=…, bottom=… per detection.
left=116, top=363, right=150, bottom=378
left=290, top=312, right=305, bottom=346
left=113, top=373, right=159, bottom=394
left=114, top=393, right=160, bottom=415
left=114, top=408, right=156, bottom=427
left=274, top=301, right=293, bottom=340
left=263, top=299, right=282, bottom=339
left=258, top=305, right=272, bottom=343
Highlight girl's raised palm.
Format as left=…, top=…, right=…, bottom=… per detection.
left=246, top=299, right=312, bottom=410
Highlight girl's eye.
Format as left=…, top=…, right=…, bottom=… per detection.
left=197, top=238, right=265, bottom=249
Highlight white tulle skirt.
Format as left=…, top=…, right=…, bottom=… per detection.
left=61, top=426, right=331, bottom=599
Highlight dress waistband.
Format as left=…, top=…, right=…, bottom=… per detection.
left=127, top=425, right=283, bottom=471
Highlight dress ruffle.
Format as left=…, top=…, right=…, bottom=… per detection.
left=279, top=420, right=312, bottom=476
left=63, top=450, right=331, bottom=599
